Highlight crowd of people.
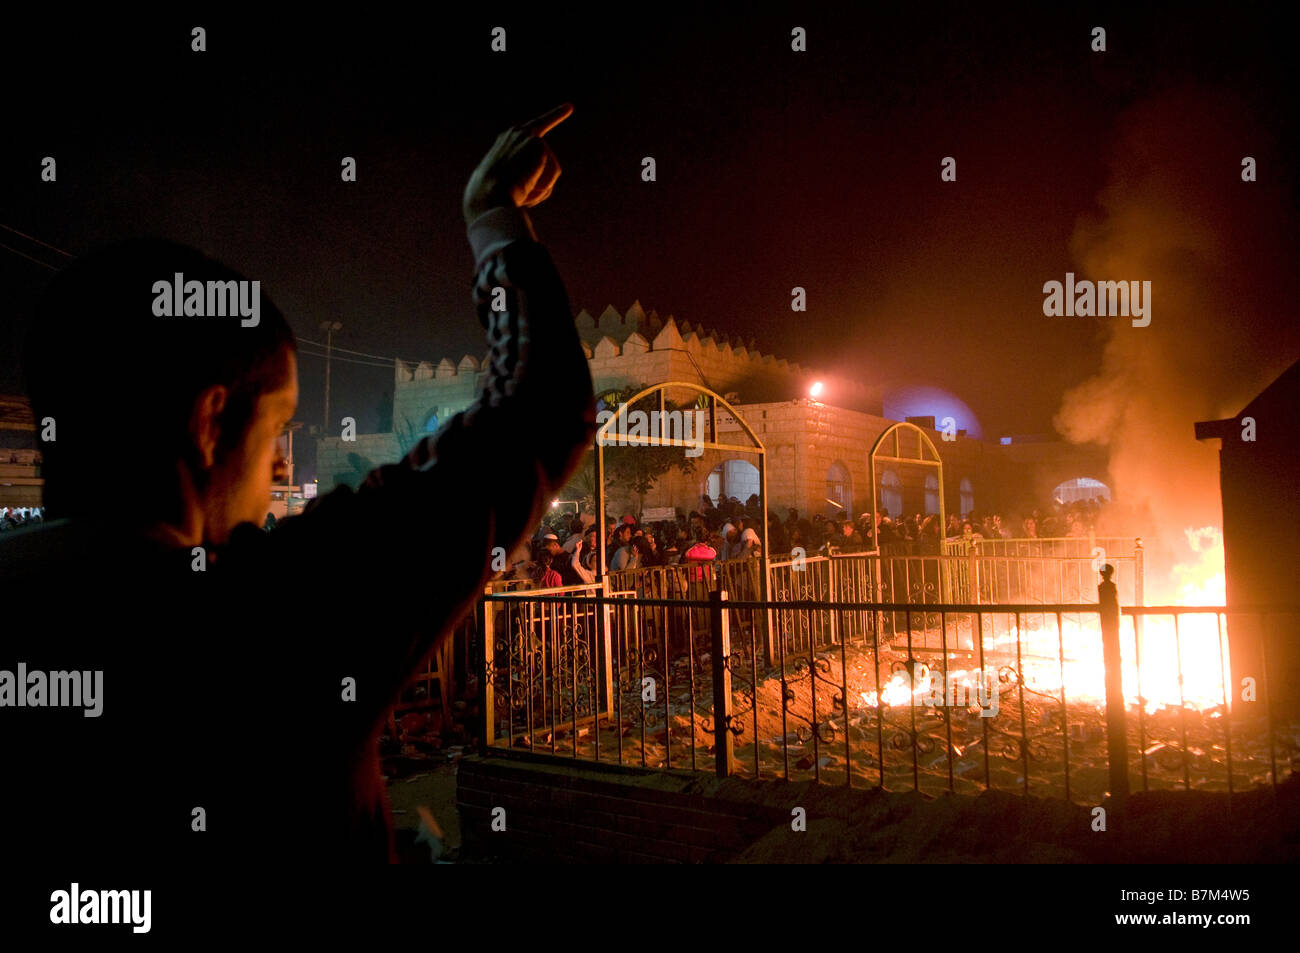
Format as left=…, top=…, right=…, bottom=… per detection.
left=510, top=494, right=1111, bottom=586
left=0, top=506, right=43, bottom=531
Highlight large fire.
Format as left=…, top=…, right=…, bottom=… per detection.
left=861, top=528, right=1230, bottom=714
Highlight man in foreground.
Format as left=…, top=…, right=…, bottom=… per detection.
left=0, top=104, right=594, bottom=870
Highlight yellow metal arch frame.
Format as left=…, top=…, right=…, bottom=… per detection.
left=594, top=381, right=767, bottom=580
left=867, top=421, right=946, bottom=555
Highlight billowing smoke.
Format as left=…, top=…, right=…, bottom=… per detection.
left=1054, top=84, right=1300, bottom=600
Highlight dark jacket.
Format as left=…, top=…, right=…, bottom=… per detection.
left=0, top=215, right=595, bottom=875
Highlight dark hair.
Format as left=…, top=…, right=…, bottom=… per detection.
left=25, top=239, right=297, bottom=521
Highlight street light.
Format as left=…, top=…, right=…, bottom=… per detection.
left=320, top=320, right=343, bottom=432
left=809, top=381, right=824, bottom=399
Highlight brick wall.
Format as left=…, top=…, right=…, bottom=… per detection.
left=457, top=752, right=788, bottom=863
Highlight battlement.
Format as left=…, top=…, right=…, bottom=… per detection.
left=393, top=302, right=877, bottom=412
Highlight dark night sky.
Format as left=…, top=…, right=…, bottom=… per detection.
left=2, top=7, right=1296, bottom=480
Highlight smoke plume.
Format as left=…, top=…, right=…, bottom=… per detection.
left=1054, top=85, right=1300, bottom=599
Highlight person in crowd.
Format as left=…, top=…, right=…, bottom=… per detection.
left=632, top=532, right=661, bottom=567
left=566, top=527, right=600, bottom=584
left=856, top=513, right=874, bottom=550
left=837, top=519, right=865, bottom=553
left=766, top=510, right=786, bottom=555
left=608, top=523, right=639, bottom=571
left=917, top=514, right=940, bottom=553
left=561, top=515, right=585, bottom=553
left=536, top=532, right=581, bottom=586
left=729, top=518, right=762, bottom=558
left=533, top=549, right=563, bottom=588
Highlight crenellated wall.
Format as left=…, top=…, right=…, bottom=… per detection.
left=388, top=302, right=881, bottom=440
left=319, top=303, right=1103, bottom=514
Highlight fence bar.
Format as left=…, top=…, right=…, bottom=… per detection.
left=688, top=609, right=697, bottom=772
left=1016, top=611, right=1029, bottom=797
left=750, top=603, right=760, bottom=780
left=1215, top=612, right=1231, bottom=808
left=710, top=588, right=734, bottom=777
left=637, top=602, right=646, bottom=766
left=1134, top=615, right=1148, bottom=793
left=842, top=613, right=852, bottom=788
left=1057, top=610, right=1069, bottom=803
left=872, top=614, right=884, bottom=788
left=977, top=613, right=990, bottom=791
left=615, top=601, right=625, bottom=765
left=1259, top=613, right=1277, bottom=791
left=1098, top=567, right=1130, bottom=811
left=1173, top=613, right=1189, bottom=790
left=941, top=611, right=953, bottom=793
left=480, top=596, right=495, bottom=751
left=906, top=609, right=918, bottom=792
left=592, top=604, right=601, bottom=763
left=811, top=609, right=820, bottom=782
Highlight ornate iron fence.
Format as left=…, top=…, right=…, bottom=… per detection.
left=479, top=584, right=1297, bottom=809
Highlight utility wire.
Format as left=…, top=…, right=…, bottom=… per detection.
left=297, top=337, right=445, bottom=368
left=296, top=346, right=394, bottom=370
left=0, top=241, right=57, bottom=270
left=0, top=222, right=74, bottom=258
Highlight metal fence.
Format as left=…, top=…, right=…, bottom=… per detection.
left=942, top=536, right=1144, bottom=606
left=479, top=582, right=1297, bottom=808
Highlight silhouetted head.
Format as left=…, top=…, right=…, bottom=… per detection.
left=25, top=239, right=298, bottom=543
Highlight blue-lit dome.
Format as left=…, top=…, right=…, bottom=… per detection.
left=882, top=386, right=983, bottom=439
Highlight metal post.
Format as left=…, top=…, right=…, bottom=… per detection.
left=595, top=432, right=606, bottom=578
left=758, top=448, right=774, bottom=666
left=479, top=592, right=494, bottom=752
left=967, top=542, right=979, bottom=605
left=600, top=576, right=614, bottom=722
left=710, top=587, right=734, bottom=777
left=1099, top=566, right=1130, bottom=814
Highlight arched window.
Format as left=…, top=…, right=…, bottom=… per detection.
left=924, top=474, right=940, bottom=516
left=959, top=478, right=974, bottom=517
left=706, top=460, right=760, bottom=506
left=880, top=470, right=902, bottom=520
left=826, top=461, right=852, bottom=517
left=424, top=412, right=440, bottom=433
left=1052, top=477, right=1111, bottom=504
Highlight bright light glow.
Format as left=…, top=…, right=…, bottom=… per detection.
left=857, top=527, right=1231, bottom=715
left=550, top=499, right=559, bottom=507
left=809, top=381, right=824, bottom=398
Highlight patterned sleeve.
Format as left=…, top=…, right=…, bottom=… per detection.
left=254, top=206, right=595, bottom=727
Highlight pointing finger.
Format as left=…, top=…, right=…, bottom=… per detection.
left=523, top=103, right=574, bottom=137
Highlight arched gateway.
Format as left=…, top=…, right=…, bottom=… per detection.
left=594, top=381, right=767, bottom=579
left=867, top=421, right=947, bottom=550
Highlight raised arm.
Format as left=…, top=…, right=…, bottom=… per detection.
left=243, top=107, right=595, bottom=727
